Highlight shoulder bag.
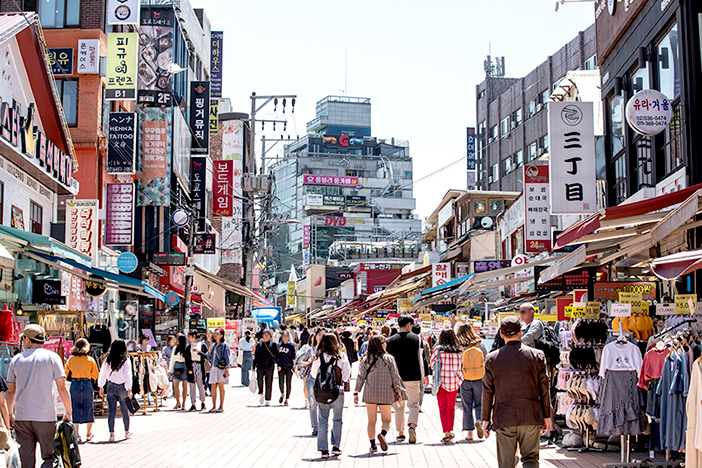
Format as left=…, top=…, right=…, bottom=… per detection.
left=431, top=350, right=442, bottom=396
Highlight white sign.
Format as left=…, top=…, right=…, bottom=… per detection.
left=625, top=89, right=672, bottom=136
left=432, top=263, right=452, bottom=288
left=107, top=0, right=140, bottom=25
left=511, top=254, right=530, bottom=267
left=655, top=303, right=676, bottom=316
left=524, top=164, right=551, bottom=253
left=611, top=303, right=632, bottom=317
left=65, top=199, right=99, bottom=266
left=306, top=194, right=323, bottom=206
left=77, top=40, right=99, bottom=75
left=548, top=101, right=596, bottom=214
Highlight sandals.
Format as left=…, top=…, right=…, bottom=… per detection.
left=441, top=435, right=453, bottom=444
left=85, top=434, right=94, bottom=442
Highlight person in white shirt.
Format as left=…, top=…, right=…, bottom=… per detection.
left=238, top=331, right=254, bottom=387
left=186, top=331, right=207, bottom=411
left=310, top=333, right=351, bottom=459
left=168, top=335, right=189, bottom=410
left=98, top=340, right=133, bottom=443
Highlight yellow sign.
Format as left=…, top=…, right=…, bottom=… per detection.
left=357, top=320, right=368, bottom=327
left=418, top=313, right=432, bottom=322
left=675, top=294, right=697, bottom=315
left=619, top=292, right=643, bottom=314
left=585, top=302, right=601, bottom=320
left=210, top=99, right=219, bottom=133
left=397, top=299, right=413, bottom=314
left=564, top=306, right=574, bottom=318
left=287, top=281, right=295, bottom=306
left=207, top=318, right=225, bottom=329
left=106, top=33, right=138, bottom=100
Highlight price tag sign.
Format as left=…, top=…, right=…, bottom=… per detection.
left=656, top=303, right=676, bottom=316
left=696, top=302, right=702, bottom=316
left=564, top=306, right=574, bottom=318
left=611, top=303, right=632, bottom=317
left=585, top=302, right=601, bottom=319
left=418, top=313, right=432, bottom=322
left=571, top=306, right=586, bottom=318
left=675, top=294, right=697, bottom=314
left=619, top=292, right=643, bottom=314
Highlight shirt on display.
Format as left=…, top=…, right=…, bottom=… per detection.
left=599, top=341, right=643, bottom=378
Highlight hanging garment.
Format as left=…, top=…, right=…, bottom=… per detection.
left=131, top=357, right=141, bottom=394
left=686, top=358, right=702, bottom=468
left=53, top=421, right=81, bottom=468
left=87, top=324, right=112, bottom=353
left=638, top=347, right=668, bottom=390
left=657, top=350, right=688, bottom=451
left=596, top=369, right=645, bottom=436
left=0, top=347, right=12, bottom=381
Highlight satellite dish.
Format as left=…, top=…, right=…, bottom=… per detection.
left=481, top=217, right=494, bottom=229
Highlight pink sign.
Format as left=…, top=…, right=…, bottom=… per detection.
left=213, top=160, right=233, bottom=216
left=302, top=174, right=359, bottom=186
left=105, top=183, right=135, bottom=245
left=303, top=225, right=310, bottom=249
left=65, top=199, right=99, bottom=265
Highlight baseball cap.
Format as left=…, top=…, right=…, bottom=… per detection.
left=22, top=324, right=46, bottom=343
left=500, top=316, right=521, bottom=336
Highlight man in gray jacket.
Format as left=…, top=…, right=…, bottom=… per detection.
left=482, top=317, right=550, bottom=468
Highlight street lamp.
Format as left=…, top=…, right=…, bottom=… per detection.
left=555, top=0, right=595, bottom=12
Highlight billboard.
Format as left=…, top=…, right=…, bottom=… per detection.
left=524, top=164, right=551, bottom=253
left=137, top=107, right=172, bottom=206
left=189, top=81, right=210, bottom=154
left=213, top=160, right=233, bottom=216
left=302, top=174, right=359, bottom=186
left=138, top=7, right=174, bottom=107
left=107, top=112, right=136, bottom=174
left=105, top=183, right=135, bottom=246
left=66, top=199, right=99, bottom=266
left=106, top=33, right=138, bottom=100
left=210, top=31, right=223, bottom=98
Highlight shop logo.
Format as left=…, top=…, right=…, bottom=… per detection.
left=339, top=135, right=349, bottom=146
left=561, top=105, right=583, bottom=127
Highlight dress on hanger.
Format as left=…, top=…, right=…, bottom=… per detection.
left=687, top=357, right=702, bottom=468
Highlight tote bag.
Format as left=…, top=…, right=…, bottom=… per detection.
left=248, top=371, right=257, bottom=394
left=431, top=350, right=442, bottom=396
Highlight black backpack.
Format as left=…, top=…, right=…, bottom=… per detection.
left=314, top=357, right=339, bottom=404
left=534, top=324, right=561, bottom=366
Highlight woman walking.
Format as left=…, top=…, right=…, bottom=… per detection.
left=253, top=329, right=278, bottom=406
left=168, top=335, right=188, bottom=410
left=299, top=328, right=326, bottom=435
left=430, top=329, right=464, bottom=443
left=208, top=328, right=230, bottom=412
left=204, top=329, right=214, bottom=395
left=238, top=331, right=254, bottom=387
left=354, top=335, right=405, bottom=453
left=97, top=340, right=133, bottom=442
left=65, top=338, right=99, bottom=442
left=456, top=324, right=488, bottom=441
left=277, top=330, right=296, bottom=405
left=311, top=333, right=351, bottom=458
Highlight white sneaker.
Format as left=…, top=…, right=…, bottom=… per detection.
left=259, top=395, right=264, bottom=405
left=108, top=436, right=115, bottom=443
left=265, top=400, right=270, bottom=406
left=125, top=432, right=132, bottom=440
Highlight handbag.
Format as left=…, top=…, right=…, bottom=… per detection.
left=124, top=396, right=141, bottom=414
left=248, top=371, right=257, bottom=394
left=431, top=350, right=442, bottom=396
left=237, top=349, right=244, bottom=366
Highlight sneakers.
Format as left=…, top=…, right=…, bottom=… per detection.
left=396, top=434, right=406, bottom=443
left=377, top=433, right=388, bottom=451
left=108, top=436, right=115, bottom=443
left=475, top=421, right=484, bottom=439
left=188, top=405, right=197, bottom=412
left=408, top=427, right=417, bottom=444
left=331, top=446, right=341, bottom=456
left=265, top=401, right=270, bottom=406
left=259, top=394, right=264, bottom=405
left=320, top=451, right=329, bottom=458
left=125, top=432, right=132, bottom=440
left=312, top=428, right=318, bottom=436
left=284, top=400, right=289, bottom=406
left=279, top=395, right=284, bottom=404
left=465, top=431, right=474, bottom=441
left=370, top=444, right=378, bottom=453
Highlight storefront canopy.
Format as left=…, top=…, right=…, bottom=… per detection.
left=649, top=248, right=702, bottom=281
left=0, top=224, right=90, bottom=266
left=413, top=274, right=473, bottom=305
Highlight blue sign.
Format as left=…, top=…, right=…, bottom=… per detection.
left=466, top=127, right=476, bottom=171
left=117, top=252, right=139, bottom=274
left=165, top=292, right=179, bottom=307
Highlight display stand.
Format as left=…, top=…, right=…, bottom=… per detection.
left=129, top=351, right=160, bottom=415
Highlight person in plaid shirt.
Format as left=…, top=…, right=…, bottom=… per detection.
left=430, top=329, right=464, bottom=443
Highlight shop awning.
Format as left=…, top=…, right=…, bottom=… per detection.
left=536, top=246, right=588, bottom=284
left=457, top=255, right=558, bottom=295
left=413, top=274, right=473, bottom=304
left=326, top=299, right=363, bottom=320
left=195, top=267, right=258, bottom=300
left=649, top=248, right=702, bottom=280
left=366, top=272, right=430, bottom=302
left=0, top=224, right=90, bottom=266
left=0, top=243, right=14, bottom=269
left=351, top=298, right=396, bottom=317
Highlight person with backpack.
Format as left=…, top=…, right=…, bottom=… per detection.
left=299, top=328, right=326, bottom=435
left=519, top=303, right=544, bottom=348
left=456, top=324, right=488, bottom=441
left=430, top=329, right=464, bottom=443
left=310, top=333, right=351, bottom=458
left=354, top=335, right=405, bottom=453
left=253, top=329, right=278, bottom=406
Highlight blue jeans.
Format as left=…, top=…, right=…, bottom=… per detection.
left=106, top=382, right=130, bottom=433
left=460, top=379, right=482, bottom=431
left=241, top=351, right=253, bottom=386
left=317, top=393, right=344, bottom=452
left=306, top=377, right=318, bottom=428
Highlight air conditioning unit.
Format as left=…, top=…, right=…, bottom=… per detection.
left=536, top=103, right=544, bottom=112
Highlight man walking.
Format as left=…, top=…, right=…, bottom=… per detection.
left=7, top=325, right=72, bottom=468
left=386, top=314, right=428, bottom=444
left=186, top=330, right=207, bottom=411
left=519, top=302, right=544, bottom=347
left=482, top=317, right=550, bottom=468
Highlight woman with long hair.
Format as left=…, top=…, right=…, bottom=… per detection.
left=204, top=329, right=214, bottom=395
left=168, top=334, right=189, bottom=409
left=97, top=340, right=133, bottom=442
left=354, top=335, right=405, bottom=453
left=430, top=329, right=464, bottom=443
left=277, top=330, right=296, bottom=406
left=299, top=328, right=326, bottom=435
left=208, top=327, right=230, bottom=412
left=310, top=333, right=351, bottom=458
left=65, top=338, right=99, bottom=442
left=456, top=324, right=488, bottom=441
left=238, top=330, right=254, bottom=387
left=253, top=329, right=279, bottom=406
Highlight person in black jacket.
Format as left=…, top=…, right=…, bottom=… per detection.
left=340, top=331, right=358, bottom=364
left=253, top=329, right=278, bottom=406
left=277, top=331, right=296, bottom=406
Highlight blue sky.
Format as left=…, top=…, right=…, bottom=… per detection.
left=196, top=0, right=596, bottom=219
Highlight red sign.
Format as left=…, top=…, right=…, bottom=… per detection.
left=105, top=183, right=135, bottom=245
left=524, top=165, right=551, bottom=253
left=593, top=282, right=657, bottom=302
left=213, top=160, right=233, bottom=216
left=302, top=174, right=359, bottom=186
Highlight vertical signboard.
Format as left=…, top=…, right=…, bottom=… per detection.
left=138, top=8, right=174, bottom=107
left=466, top=127, right=476, bottom=170
left=221, top=120, right=244, bottom=265
left=137, top=107, right=172, bottom=206
left=210, top=99, right=219, bottom=134
left=77, top=39, right=100, bottom=74
left=66, top=199, right=99, bottom=266
left=213, top=160, right=233, bottom=216
left=302, top=225, right=311, bottom=269
left=106, top=33, right=137, bottom=100
left=105, top=183, right=135, bottom=245
left=107, top=112, right=136, bottom=174
left=432, top=263, right=452, bottom=287
left=210, top=31, right=223, bottom=98
left=524, top=165, right=551, bottom=253
left=548, top=101, right=596, bottom=214
left=191, top=156, right=207, bottom=233
left=107, top=0, right=140, bottom=25
left=189, top=81, right=210, bottom=154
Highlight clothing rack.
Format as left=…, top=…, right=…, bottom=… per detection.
left=129, top=351, right=161, bottom=414
left=652, top=318, right=697, bottom=340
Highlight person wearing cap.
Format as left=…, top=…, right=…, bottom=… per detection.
left=7, top=324, right=72, bottom=468
left=482, top=316, right=550, bottom=468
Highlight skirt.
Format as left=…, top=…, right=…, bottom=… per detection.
left=172, top=362, right=188, bottom=382
left=70, top=378, right=95, bottom=424
left=596, top=370, right=645, bottom=436
left=209, top=366, right=229, bottom=384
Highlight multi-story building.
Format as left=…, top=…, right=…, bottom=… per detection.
left=475, top=24, right=598, bottom=192
left=268, top=96, right=421, bottom=280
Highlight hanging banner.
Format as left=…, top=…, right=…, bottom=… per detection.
left=189, top=81, right=210, bottom=154
left=302, top=225, right=311, bottom=269
left=138, top=7, right=174, bottom=107
left=48, top=48, right=74, bottom=76
left=107, top=112, right=136, bottom=174
left=191, top=156, right=207, bottom=232
left=77, top=39, right=100, bottom=74
left=466, top=127, right=476, bottom=170
left=107, top=0, right=140, bottom=25
left=210, top=31, right=223, bottom=98
left=221, top=119, right=244, bottom=265
left=213, top=160, right=233, bottom=216
left=106, top=33, right=138, bottom=100
left=432, top=263, right=452, bottom=287
left=210, top=99, right=219, bottom=134
left=105, top=183, right=135, bottom=246
left=66, top=199, right=99, bottom=266
left=548, top=101, right=596, bottom=214
left=137, top=107, right=172, bottom=206
left=287, top=281, right=296, bottom=306
left=524, top=164, right=551, bottom=253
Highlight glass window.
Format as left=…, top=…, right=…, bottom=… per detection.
left=37, top=0, right=80, bottom=28
left=527, top=142, right=537, bottom=161
left=500, top=117, right=510, bottom=136
left=610, top=96, right=625, bottom=156
left=490, top=200, right=503, bottom=214
left=490, top=125, right=498, bottom=140
left=30, top=201, right=42, bottom=235
left=540, top=135, right=549, bottom=153
left=474, top=200, right=487, bottom=214
left=613, top=154, right=628, bottom=205
left=540, top=90, right=549, bottom=104
left=503, top=158, right=512, bottom=175
left=404, top=171, right=412, bottom=179
left=630, top=64, right=649, bottom=94
left=663, top=102, right=683, bottom=174
left=657, top=24, right=680, bottom=99
left=55, top=79, right=78, bottom=125
left=491, top=164, right=499, bottom=182
left=514, top=108, right=522, bottom=126
left=514, top=150, right=523, bottom=168
left=527, top=99, right=536, bottom=118
left=584, top=55, right=597, bottom=71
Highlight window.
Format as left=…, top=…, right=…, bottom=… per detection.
left=527, top=99, right=537, bottom=118
left=503, top=157, right=512, bottom=175
left=474, top=200, right=487, bottom=214
left=657, top=24, right=680, bottom=99
left=613, top=154, right=628, bottom=205
left=0, top=183, right=3, bottom=225
left=630, top=63, right=649, bottom=94
left=540, top=90, right=550, bottom=105
left=345, top=170, right=364, bottom=177
left=490, top=125, right=498, bottom=140
left=610, top=96, right=625, bottom=156
left=30, top=201, right=42, bottom=235
left=403, top=171, right=412, bottom=179
left=540, top=135, right=549, bottom=154
left=55, top=79, right=78, bottom=126
left=500, top=117, right=511, bottom=136
left=37, top=0, right=80, bottom=28
left=478, top=89, right=486, bottom=99
left=527, top=142, right=537, bottom=161
left=491, top=164, right=499, bottom=182
left=514, top=108, right=522, bottom=126
left=514, top=150, right=523, bottom=169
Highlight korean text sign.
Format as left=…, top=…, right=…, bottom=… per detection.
left=189, top=81, right=210, bottom=154
left=105, top=183, right=135, bottom=245
left=524, top=164, right=551, bottom=252
left=66, top=199, right=99, bottom=266
left=107, top=112, right=136, bottom=174
left=137, top=107, right=172, bottom=206
left=138, top=8, right=174, bottom=107
left=213, top=160, right=233, bottom=216
left=432, top=263, right=452, bottom=288
left=220, top=119, right=244, bottom=265
left=191, top=156, right=207, bottom=232
left=548, top=101, right=596, bottom=214
left=106, top=33, right=137, bottom=100
left=302, top=174, right=359, bottom=186
left=210, top=32, right=223, bottom=98
left=77, top=39, right=99, bottom=74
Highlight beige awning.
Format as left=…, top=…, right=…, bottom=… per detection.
left=537, top=246, right=587, bottom=285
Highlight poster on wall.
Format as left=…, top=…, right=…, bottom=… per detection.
left=524, top=164, right=551, bottom=253
left=66, top=199, right=99, bottom=266
left=220, top=119, right=244, bottom=265
left=107, top=112, right=136, bottom=174
left=191, top=156, right=207, bottom=232
left=137, top=107, right=172, bottom=206
left=106, top=33, right=138, bottom=100
left=189, top=81, right=210, bottom=154
left=548, top=101, right=596, bottom=214
left=210, top=32, right=223, bottom=98
left=105, top=183, right=135, bottom=246
left=10, top=206, right=24, bottom=231
left=137, top=7, right=174, bottom=107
